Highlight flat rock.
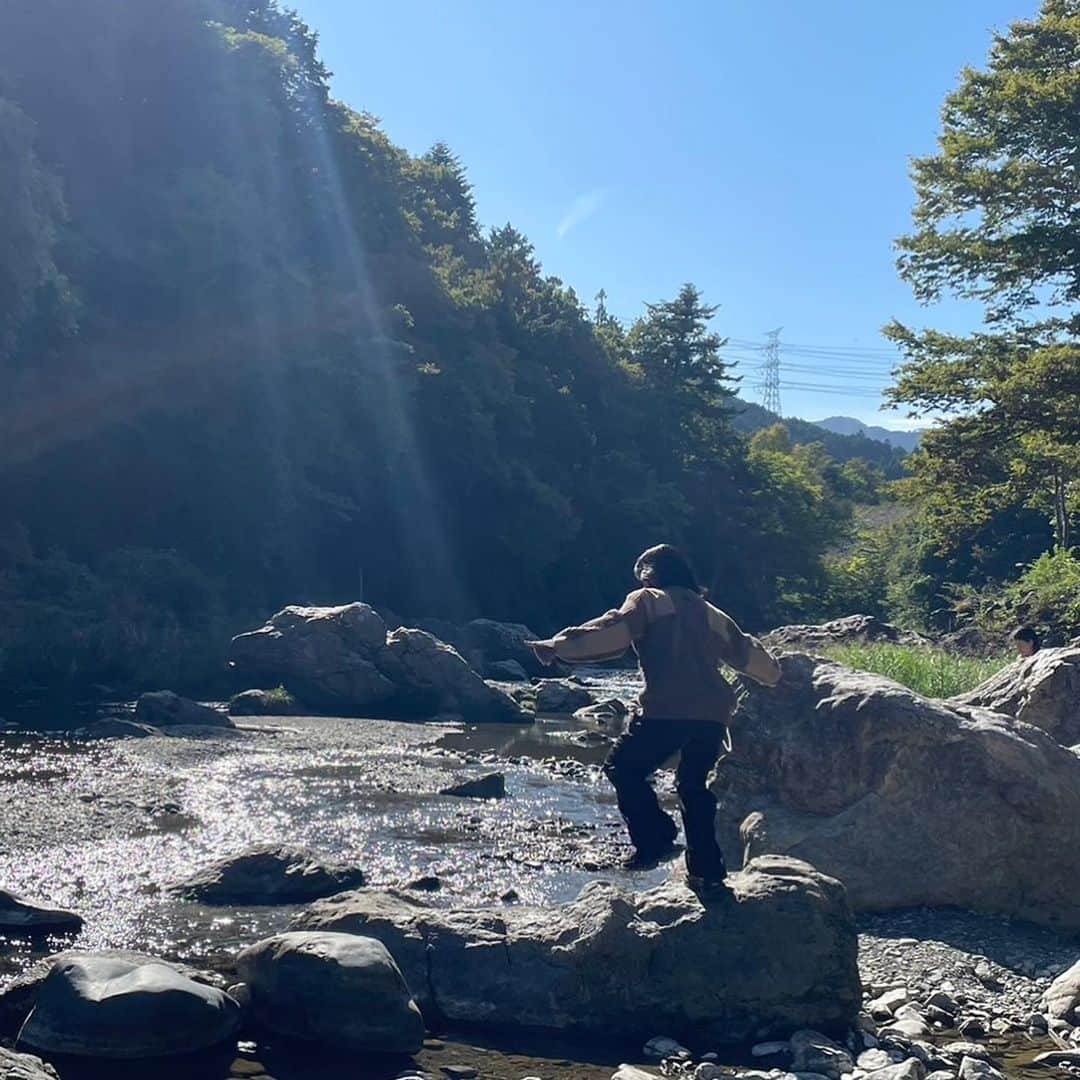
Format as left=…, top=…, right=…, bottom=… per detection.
left=789, top=1030, right=854, bottom=1077
left=764, top=615, right=930, bottom=653
left=76, top=718, right=158, bottom=739
left=171, top=844, right=364, bottom=903
left=0, top=890, right=82, bottom=936
left=440, top=772, right=506, bottom=799
left=236, top=931, right=424, bottom=1053
left=718, top=653, right=1080, bottom=930
left=17, top=953, right=240, bottom=1058
left=135, top=690, right=232, bottom=729
left=293, top=855, right=861, bottom=1044
left=533, top=679, right=595, bottom=715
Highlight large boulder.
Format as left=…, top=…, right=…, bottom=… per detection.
left=459, top=618, right=567, bottom=678
left=716, top=653, right=1080, bottom=930
left=229, top=604, right=525, bottom=723
left=171, top=844, right=365, bottom=904
left=292, top=856, right=860, bottom=1044
left=0, top=890, right=82, bottom=935
left=764, top=615, right=930, bottom=653
left=533, top=678, right=595, bottom=715
left=134, top=691, right=232, bottom=729
left=949, top=646, right=1080, bottom=745
left=16, top=953, right=240, bottom=1059
left=0, top=951, right=225, bottom=1039
left=236, top=931, right=424, bottom=1053
left=0, top=1048, right=55, bottom=1080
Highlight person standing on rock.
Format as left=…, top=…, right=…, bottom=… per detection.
left=526, top=543, right=781, bottom=896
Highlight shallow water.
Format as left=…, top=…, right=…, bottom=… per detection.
left=0, top=687, right=664, bottom=983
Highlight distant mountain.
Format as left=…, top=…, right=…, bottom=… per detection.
left=813, top=416, right=924, bottom=453
left=732, top=399, right=908, bottom=478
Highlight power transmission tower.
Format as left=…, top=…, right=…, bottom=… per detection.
left=760, top=328, right=783, bottom=416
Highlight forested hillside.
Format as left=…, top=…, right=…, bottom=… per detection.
left=0, top=0, right=889, bottom=696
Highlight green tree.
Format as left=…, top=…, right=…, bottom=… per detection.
left=888, top=1, right=1080, bottom=558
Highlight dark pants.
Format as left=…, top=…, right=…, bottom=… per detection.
left=603, top=715, right=727, bottom=880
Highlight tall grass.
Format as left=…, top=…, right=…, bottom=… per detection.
left=821, top=643, right=1009, bottom=699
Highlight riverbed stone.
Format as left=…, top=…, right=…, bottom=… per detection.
left=0, top=890, right=82, bottom=936
left=1042, top=958, right=1080, bottom=1020
left=957, top=1058, right=1005, bottom=1080
left=76, top=717, right=159, bottom=739
left=17, top=953, right=240, bottom=1058
left=135, top=690, right=232, bottom=729
left=533, top=679, right=595, bottom=715
left=0, top=1048, right=56, bottom=1080
left=718, top=653, right=1080, bottom=930
left=236, top=931, right=424, bottom=1053
left=789, top=1030, right=854, bottom=1078
left=764, top=615, right=931, bottom=653
left=440, top=772, right=506, bottom=799
left=293, top=855, right=861, bottom=1044
left=230, top=604, right=525, bottom=723
left=171, top=843, right=365, bottom=903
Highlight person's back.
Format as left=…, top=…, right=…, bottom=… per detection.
left=527, top=543, right=780, bottom=895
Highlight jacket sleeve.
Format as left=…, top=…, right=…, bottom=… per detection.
left=706, top=603, right=782, bottom=686
left=546, top=590, right=652, bottom=664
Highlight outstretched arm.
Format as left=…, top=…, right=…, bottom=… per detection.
left=527, top=590, right=652, bottom=666
left=707, top=603, right=782, bottom=686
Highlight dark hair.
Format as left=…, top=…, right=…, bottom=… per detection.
left=1010, top=625, right=1041, bottom=649
left=634, top=544, right=703, bottom=593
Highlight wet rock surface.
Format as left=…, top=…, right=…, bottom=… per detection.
left=171, top=844, right=365, bottom=904
left=0, top=895, right=81, bottom=937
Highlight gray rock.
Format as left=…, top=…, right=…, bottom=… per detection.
left=293, top=856, right=860, bottom=1044
left=612, top=1069, right=660, bottom=1080
left=858, top=1051, right=894, bottom=1071
left=1032, top=1050, right=1080, bottom=1067
left=718, top=653, right=1080, bottom=930
left=459, top=618, right=565, bottom=678
left=924, top=1073, right=957, bottom=1080
left=643, top=1036, right=689, bottom=1060
left=957, top=1058, right=1005, bottom=1080
left=486, top=660, right=529, bottom=682
left=764, top=616, right=930, bottom=653
left=941, top=1045, right=992, bottom=1063
left=440, top=772, right=506, bottom=799
left=754, top=1041, right=793, bottom=1059
left=17, top=953, right=239, bottom=1058
left=0, top=1048, right=56, bottom=1080
left=171, top=844, right=364, bottom=903
left=0, top=950, right=227, bottom=1039
left=135, top=690, right=232, bottom=729
left=950, top=647, right=1080, bottom=744
left=228, top=688, right=298, bottom=716
left=868, top=988, right=910, bottom=1020
left=533, top=679, right=595, bottom=715
left=0, top=890, right=82, bottom=935
left=236, top=931, right=424, bottom=1053
left=789, top=1030, right=855, bottom=1078
left=864, top=1061, right=926, bottom=1080
left=573, top=698, right=629, bottom=731
left=1042, top=958, right=1080, bottom=1020
left=229, top=604, right=525, bottom=723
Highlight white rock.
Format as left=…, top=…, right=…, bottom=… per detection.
left=869, top=988, right=911, bottom=1019
left=858, top=1052, right=893, bottom=1072
left=1043, top=959, right=1080, bottom=1021
left=863, top=1061, right=925, bottom=1080
left=613, top=1068, right=660, bottom=1080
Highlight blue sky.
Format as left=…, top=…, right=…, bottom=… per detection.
left=291, top=0, right=1034, bottom=426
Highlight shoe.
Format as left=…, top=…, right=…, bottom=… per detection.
left=687, top=873, right=732, bottom=901
left=620, top=842, right=684, bottom=871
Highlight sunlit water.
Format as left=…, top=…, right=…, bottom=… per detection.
left=0, top=670, right=657, bottom=982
